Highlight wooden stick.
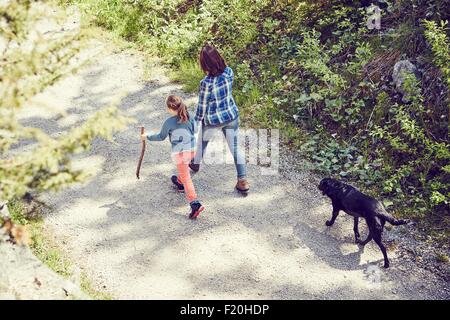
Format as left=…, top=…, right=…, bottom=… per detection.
left=136, top=126, right=145, bottom=179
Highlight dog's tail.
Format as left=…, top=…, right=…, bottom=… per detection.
left=377, top=211, right=409, bottom=226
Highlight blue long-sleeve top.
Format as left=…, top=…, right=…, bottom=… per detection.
left=146, top=112, right=196, bottom=153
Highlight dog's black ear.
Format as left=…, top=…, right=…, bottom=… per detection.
left=318, top=179, right=326, bottom=190
left=321, top=179, right=333, bottom=195
left=319, top=178, right=331, bottom=193
left=330, top=179, right=342, bottom=188
left=325, top=180, right=341, bottom=198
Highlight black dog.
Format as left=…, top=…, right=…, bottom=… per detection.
left=318, top=178, right=408, bottom=268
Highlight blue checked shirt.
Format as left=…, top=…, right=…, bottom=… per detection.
left=195, top=66, right=239, bottom=126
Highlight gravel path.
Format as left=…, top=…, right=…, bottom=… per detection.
left=26, top=36, right=449, bottom=300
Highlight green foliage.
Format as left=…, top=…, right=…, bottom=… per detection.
left=436, top=252, right=449, bottom=264
left=8, top=199, right=29, bottom=225
left=80, top=272, right=113, bottom=300
left=0, top=0, right=131, bottom=201
left=30, top=220, right=73, bottom=278
left=69, top=0, right=449, bottom=234
left=170, top=59, right=205, bottom=93
left=423, top=19, right=450, bottom=88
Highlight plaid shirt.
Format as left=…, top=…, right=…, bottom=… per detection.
left=195, top=66, right=239, bottom=126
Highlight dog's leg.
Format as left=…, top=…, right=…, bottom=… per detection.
left=373, top=228, right=389, bottom=268
left=370, top=217, right=390, bottom=268
left=353, top=217, right=361, bottom=243
left=325, top=209, right=339, bottom=226
left=358, top=216, right=376, bottom=246
left=373, top=223, right=389, bottom=268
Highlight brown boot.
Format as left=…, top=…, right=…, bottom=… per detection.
left=236, top=178, right=250, bottom=193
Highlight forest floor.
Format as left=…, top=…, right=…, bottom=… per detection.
left=21, top=21, right=450, bottom=299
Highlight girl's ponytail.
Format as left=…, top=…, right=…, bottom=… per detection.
left=166, top=95, right=189, bottom=123
left=177, top=103, right=189, bottom=123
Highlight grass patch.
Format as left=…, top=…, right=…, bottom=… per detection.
left=8, top=199, right=72, bottom=277
left=436, top=253, right=449, bottom=264
left=8, top=199, right=30, bottom=225
left=170, top=58, right=205, bottom=93
left=7, top=199, right=113, bottom=300
left=30, top=221, right=73, bottom=278
left=80, top=272, right=113, bottom=300
left=234, top=83, right=261, bottom=111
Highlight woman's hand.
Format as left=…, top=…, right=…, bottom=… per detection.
left=193, top=121, right=201, bottom=134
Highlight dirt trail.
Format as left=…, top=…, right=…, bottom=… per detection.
left=25, top=35, right=449, bottom=300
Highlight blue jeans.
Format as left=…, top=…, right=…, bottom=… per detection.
left=193, top=117, right=247, bottom=179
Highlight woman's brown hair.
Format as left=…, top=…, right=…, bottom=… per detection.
left=199, top=44, right=226, bottom=77
left=166, top=95, right=189, bottom=123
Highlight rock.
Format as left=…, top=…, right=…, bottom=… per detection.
left=392, top=60, right=418, bottom=103
left=0, top=241, right=88, bottom=300
left=0, top=200, right=10, bottom=219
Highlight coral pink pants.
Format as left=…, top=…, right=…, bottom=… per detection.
left=172, top=151, right=197, bottom=202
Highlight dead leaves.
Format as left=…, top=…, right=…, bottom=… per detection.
left=1, top=218, right=32, bottom=246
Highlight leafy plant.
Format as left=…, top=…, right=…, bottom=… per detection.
left=423, top=19, right=450, bottom=88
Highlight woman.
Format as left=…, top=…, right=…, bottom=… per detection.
left=190, top=44, right=249, bottom=193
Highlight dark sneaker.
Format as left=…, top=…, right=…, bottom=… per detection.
left=171, top=175, right=184, bottom=193
left=189, top=201, right=204, bottom=219
left=189, top=161, right=200, bottom=173
left=235, top=178, right=250, bottom=193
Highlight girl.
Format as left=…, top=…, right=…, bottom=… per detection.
left=190, top=44, right=250, bottom=193
left=141, top=95, right=204, bottom=219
